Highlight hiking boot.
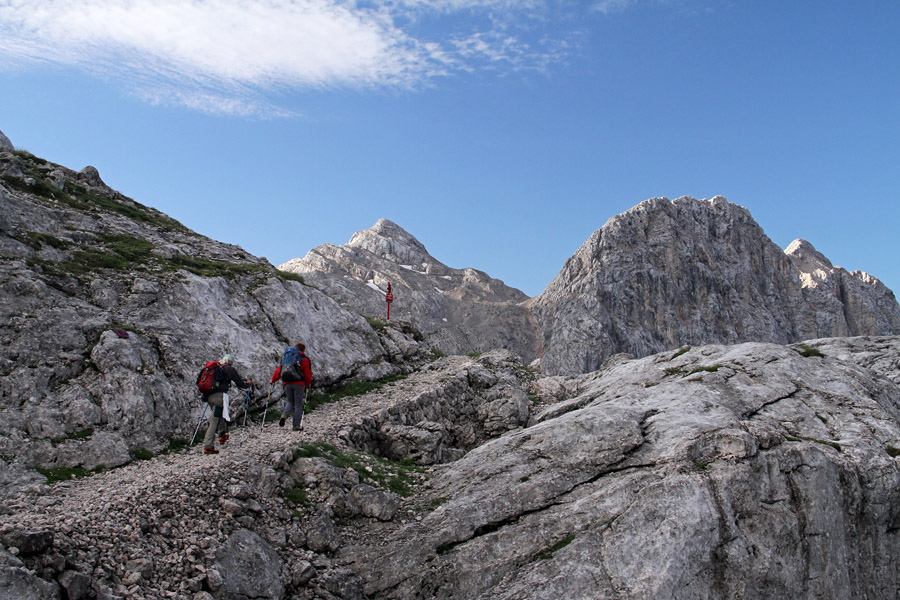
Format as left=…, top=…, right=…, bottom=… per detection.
left=293, top=425, right=303, bottom=432
left=219, top=433, right=229, bottom=445
left=203, top=447, right=219, bottom=455
left=279, top=417, right=286, bottom=427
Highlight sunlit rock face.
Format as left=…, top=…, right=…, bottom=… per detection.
left=529, top=196, right=900, bottom=375
left=279, top=218, right=539, bottom=361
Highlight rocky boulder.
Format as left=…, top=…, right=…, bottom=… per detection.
left=0, top=129, right=13, bottom=152
left=212, top=529, right=284, bottom=600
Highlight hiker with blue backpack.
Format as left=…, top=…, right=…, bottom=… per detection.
left=269, top=342, right=313, bottom=431
left=197, top=354, right=253, bottom=454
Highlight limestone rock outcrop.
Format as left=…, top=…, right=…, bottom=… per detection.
left=344, top=336, right=900, bottom=599
left=279, top=218, right=539, bottom=361
left=0, top=129, right=13, bottom=152
left=529, top=196, right=900, bottom=375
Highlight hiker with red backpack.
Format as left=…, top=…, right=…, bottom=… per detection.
left=198, top=354, right=253, bottom=454
left=270, top=342, right=313, bottom=431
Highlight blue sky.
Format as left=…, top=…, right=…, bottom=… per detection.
left=1, top=0, right=898, bottom=298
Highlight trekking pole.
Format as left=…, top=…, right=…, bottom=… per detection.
left=240, top=387, right=251, bottom=446
left=189, top=403, right=209, bottom=448
left=261, top=383, right=273, bottom=427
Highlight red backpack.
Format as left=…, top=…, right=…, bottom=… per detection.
left=197, top=361, right=226, bottom=393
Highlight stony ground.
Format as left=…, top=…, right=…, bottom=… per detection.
left=1, top=356, right=490, bottom=600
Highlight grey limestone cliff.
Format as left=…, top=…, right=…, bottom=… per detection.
left=529, top=196, right=900, bottom=375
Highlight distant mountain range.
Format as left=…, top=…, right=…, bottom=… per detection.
left=281, top=197, right=900, bottom=375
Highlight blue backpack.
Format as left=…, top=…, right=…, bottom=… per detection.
left=281, top=347, right=305, bottom=383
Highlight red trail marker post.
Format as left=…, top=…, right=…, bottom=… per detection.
left=385, top=282, right=393, bottom=320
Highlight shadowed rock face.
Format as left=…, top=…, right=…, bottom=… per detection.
left=279, top=218, right=540, bottom=361
left=528, top=196, right=900, bottom=375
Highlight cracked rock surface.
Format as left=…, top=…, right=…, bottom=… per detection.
left=343, top=337, right=900, bottom=600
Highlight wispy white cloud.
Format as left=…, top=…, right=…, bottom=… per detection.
left=0, top=0, right=567, bottom=116
left=592, top=0, right=640, bottom=15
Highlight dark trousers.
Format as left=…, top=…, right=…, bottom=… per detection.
left=282, top=385, right=307, bottom=427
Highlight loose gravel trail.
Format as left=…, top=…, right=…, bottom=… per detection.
left=1, top=358, right=471, bottom=599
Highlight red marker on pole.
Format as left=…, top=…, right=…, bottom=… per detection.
left=385, top=282, right=393, bottom=320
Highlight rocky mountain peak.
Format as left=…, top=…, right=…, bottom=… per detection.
left=786, top=238, right=834, bottom=271
left=280, top=218, right=535, bottom=360
left=530, top=195, right=900, bottom=375
left=346, top=218, right=436, bottom=268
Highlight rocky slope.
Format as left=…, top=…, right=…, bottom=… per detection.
left=4, top=338, right=900, bottom=599
left=529, top=196, right=900, bottom=375
left=1, top=350, right=539, bottom=600
left=4, top=127, right=900, bottom=600
left=0, top=132, right=426, bottom=477
left=278, top=219, right=539, bottom=361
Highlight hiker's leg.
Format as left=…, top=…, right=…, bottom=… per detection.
left=203, top=393, right=224, bottom=448
left=282, top=390, right=295, bottom=419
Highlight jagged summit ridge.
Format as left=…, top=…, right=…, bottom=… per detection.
left=280, top=219, right=536, bottom=360
left=346, top=218, right=436, bottom=268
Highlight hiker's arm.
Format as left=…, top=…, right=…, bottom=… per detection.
left=270, top=365, right=282, bottom=384
left=227, top=366, right=251, bottom=389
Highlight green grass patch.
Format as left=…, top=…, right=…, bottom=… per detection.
left=50, top=428, right=94, bottom=446
left=99, top=233, right=154, bottom=263
left=60, top=249, right=129, bottom=275
left=23, top=232, right=69, bottom=251
left=1, top=174, right=60, bottom=200
left=784, top=434, right=841, bottom=452
left=366, top=317, right=388, bottom=331
left=689, top=365, right=722, bottom=375
left=430, top=349, right=447, bottom=360
left=165, top=254, right=268, bottom=279
left=305, top=373, right=407, bottom=412
left=276, top=270, right=305, bottom=284
left=66, top=182, right=186, bottom=232
left=281, top=486, right=311, bottom=507
left=36, top=465, right=105, bottom=483
left=293, top=441, right=425, bottom=497
left=795, top=344, right=825, bottom=358
left=130, top=448, right=155, bottom=461
left=468, top=352, right=483, bottom=358
left=664, top=367, right=686, bottom=376
left=532, top=534, right=577, bottom=561
left=671, top=346, right=690, bottom=359
left=163, top=438, right=189, bottom=454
